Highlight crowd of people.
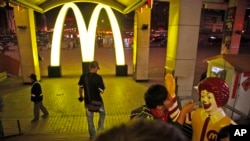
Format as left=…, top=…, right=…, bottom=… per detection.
left=26, top=61, right=241, bottom=141
left=75, top=61, right=237, bottom=141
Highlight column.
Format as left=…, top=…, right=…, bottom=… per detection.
left=166, top=0, right=202, bottom=96
left=133, top=6, right=151, bottom=81
left=221, top=0, right=247, bottom=54
left=14, top=6, right=41, bottom=83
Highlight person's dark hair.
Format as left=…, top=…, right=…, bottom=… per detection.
left=29, top=73, right=37, bottom=81
left=93, top=119, right=188, bottom=141
left=89, top=61, right=100, bottom=69
left=144, top=84, right=168, bottom=109
left=217, top=125, right=231, bottom=141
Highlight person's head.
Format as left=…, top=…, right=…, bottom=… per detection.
left=217, top=125, right=231, bottom=141
left=144, top=84, right=173, bottom=110
left=93, top=119, right=188, bottom=141
left=198, top=77, right=229, bottom=112
left=89, top=61, right=100, bottom=72
left=29, top=73, right=37, bottom=81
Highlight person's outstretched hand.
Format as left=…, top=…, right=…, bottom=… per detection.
left=165, top=73, right=176, bottom=98
left=182, top=101, right=200, bottom=113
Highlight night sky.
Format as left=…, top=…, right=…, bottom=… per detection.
left=1, top=2, right=171, bottom=32
left=35, top=2, right=133, bottom=31
left=1, top=2, right=250, bottom=33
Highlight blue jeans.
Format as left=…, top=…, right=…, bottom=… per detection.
left=86, top=105, right=105, bottom=138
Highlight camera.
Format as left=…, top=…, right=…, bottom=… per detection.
left=78, top=96, right=84, bottom=102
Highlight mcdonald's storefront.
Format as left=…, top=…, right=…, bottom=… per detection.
left=6, top=0, right=234, bottom=98
left=14, top=2, right=130, bottom=82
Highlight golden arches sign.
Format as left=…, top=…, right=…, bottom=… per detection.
left=48, top=2, right=126, bottom=76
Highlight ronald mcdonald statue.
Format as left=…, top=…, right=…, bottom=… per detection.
left=165, top=73, right=236, bottom=141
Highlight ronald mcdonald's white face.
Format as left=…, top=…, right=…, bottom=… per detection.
left=200, top=90, right=218, bottom=113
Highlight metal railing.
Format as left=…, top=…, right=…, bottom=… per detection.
left=0, top=119, right=22, bottom=139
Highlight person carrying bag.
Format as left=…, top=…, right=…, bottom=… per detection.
left=84, top=74, right=103, bottom=112
left=78, top=61, right=106, bottom=140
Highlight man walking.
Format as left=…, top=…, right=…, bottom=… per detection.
left=29, top=73, right=49, bottom=122
left=78, top=61, right=105, bottom=140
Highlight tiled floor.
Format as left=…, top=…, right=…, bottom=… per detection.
left=0, top=46, right=221, bottom=140
left=1, top=76, right=152, bottom=140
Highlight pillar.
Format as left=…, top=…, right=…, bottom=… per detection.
left=133, top=7, right=151, bottom=81
left=14, top=6, right=41, bottom=83
left=82, top=62, right=90, bottom=74
left=221, top=0, right=247, bottom=54
left=166, top=0, right=202, bottom=96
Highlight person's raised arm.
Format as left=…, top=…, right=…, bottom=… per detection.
left=165, top=73, right=180, bottom=122
left=176, top=102, right=199, bottom=125
left=165, top=73, right=197, bottom=125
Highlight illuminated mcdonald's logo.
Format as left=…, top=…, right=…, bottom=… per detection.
left=50, top=2, right=125, bottom=67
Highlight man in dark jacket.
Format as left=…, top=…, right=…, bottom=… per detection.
left=130, top=84, right=179, bottom=125
left=130, top=74, right=195, bottom=123
left=130, top=74, right=195, bottom=139
left=29, top=73, right=49, bottom=122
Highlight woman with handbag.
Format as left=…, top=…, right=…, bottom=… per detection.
left=78, top=61, right=105, bottom=140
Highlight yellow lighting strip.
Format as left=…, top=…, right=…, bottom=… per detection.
left=50, top=3, right=125, bottom=66
left=50, top=3, right=87, bottom=66
left=91, top=4, right=125, bottom=65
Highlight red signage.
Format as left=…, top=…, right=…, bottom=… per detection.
left=242, top=77, right=250, bottom=91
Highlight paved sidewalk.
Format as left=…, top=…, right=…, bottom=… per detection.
left=0, top=46, right=222, bottom=140
left=0, top=75, right=156, bottom=141
left=0, top=47, right=158, bottom=141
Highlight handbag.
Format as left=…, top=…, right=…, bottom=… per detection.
left=85, top=74, right=102, bottom=112
left=87, top=100, right=102, bottom=112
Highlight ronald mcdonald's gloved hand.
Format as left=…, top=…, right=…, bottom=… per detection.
left=165, top=73, right=176, bottom=98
